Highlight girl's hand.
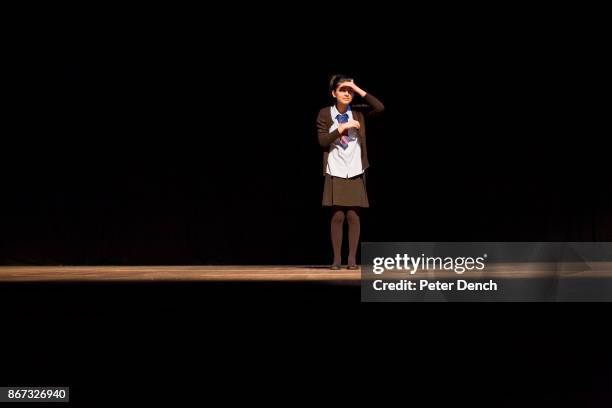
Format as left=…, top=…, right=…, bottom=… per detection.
left=344, top=80, right=367, bottom=97
left=338, top=119, right=361, bottom=134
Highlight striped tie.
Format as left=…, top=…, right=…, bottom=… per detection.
left=337, top=113, right=350, bottom=149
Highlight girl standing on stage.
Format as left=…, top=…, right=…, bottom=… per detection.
left=316, top=74, right=384, bottom=269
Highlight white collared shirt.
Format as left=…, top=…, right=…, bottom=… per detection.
left=326, top=104, right=364, bottom=178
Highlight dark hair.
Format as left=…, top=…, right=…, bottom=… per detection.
left=329, top=73, right=354, bottom=92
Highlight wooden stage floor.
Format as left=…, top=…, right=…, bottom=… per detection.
left=0, top=265, right=361, bottom=282
left=1, top=263, right=612, bottom=282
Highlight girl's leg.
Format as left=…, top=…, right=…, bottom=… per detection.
left=347, top=206, right=361, bottom=266
left=330, top=206, right=345, bottom=265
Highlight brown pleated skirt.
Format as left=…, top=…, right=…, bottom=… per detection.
left=322, top=173, right=369, bottom=207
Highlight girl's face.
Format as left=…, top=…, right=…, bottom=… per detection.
left=332, top=82, right=354, bottom=105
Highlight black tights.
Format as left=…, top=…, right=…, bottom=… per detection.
left=330, top=206, right=360, bottom=266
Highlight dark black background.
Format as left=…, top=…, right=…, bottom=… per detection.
left=2, top=12, right=610, bottom=266
left=2, top=9, right=611, bottom=407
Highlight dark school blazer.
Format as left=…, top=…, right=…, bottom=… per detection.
left=316, top=93, right=384, bottom=175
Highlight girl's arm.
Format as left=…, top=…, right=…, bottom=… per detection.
left=317, top=110, right=361, bottom=147
left=362, top=93, right=385, bottom=118
left=317, top=110, right=342, bottom=147
left=347, top=81, right=385, bottom=118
